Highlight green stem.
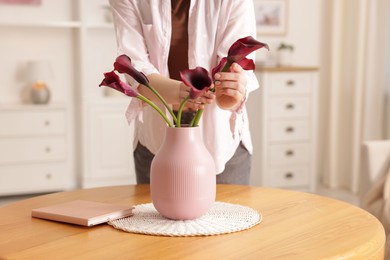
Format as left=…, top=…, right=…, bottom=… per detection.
left=145, top=83, right=177, bottom=125
left=191, top=109, right=204, bottom=127
left=137, top=94, right=174, bottom=128
left=176, top=96, right=190, bottom=127
left=221, top=59, right=233, bottom=73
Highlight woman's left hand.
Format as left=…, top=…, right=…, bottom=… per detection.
left=214, top=62, right=247, bottom=110
left=178, top=82, right=215, bottom=111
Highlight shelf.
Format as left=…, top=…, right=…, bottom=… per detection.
left=85, top=23, right=114, bottom=30
left=85, top=97, right=130, bottom=106
left=0, top=103, right=66, bottom=111
left=0, top=21, right=81, bottom=28
left=256, top=66, right=319, bottom=73
left=0, top=21, right=114, bottom=30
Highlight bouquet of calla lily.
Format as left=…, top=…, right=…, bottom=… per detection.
left=99, top=36, right=269, bottom=127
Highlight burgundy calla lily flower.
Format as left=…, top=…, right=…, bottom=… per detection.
left=99, top=35, right=269, bottom=128
left=114, top=54, right=149, bottom=86
left=114, top=54, right=178, bottom=124
left=227, top=36, right=269, bottom=63
left=212, top=57, right=255, bottom=78
left=180, top=67, right=212, bottom=99
left=237, top=58, right=256, bottom=71
left=99, top=71, right=138, bottom=97
left=100, top=71, right=174, bottom=127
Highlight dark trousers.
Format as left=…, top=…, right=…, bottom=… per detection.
left=134, top=142, right=252, bottom=185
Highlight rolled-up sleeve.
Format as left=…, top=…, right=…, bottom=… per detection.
left=109, top=0, right=160, bottom=77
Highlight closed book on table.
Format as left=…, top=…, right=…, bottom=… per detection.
left=31, top=200, right=133, bottom=227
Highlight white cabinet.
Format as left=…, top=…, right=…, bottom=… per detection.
left=0, top=0, right=136, bottom=194
left=0, top=2, right=78, bottom=195
left=248, top=67, right=319, bottom=192
left=82, top=99, right=136, bottom=188
left=0, top=105, right=72, bottom=195
left=77, top=0, right=136, bottom=187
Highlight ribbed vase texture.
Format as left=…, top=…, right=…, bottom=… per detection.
left=150, top=127, right=216, bottom=220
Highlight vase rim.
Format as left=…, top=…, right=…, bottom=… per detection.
left=168, top=125, right=199, bottom=129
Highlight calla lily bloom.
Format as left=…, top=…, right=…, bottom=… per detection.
left=99, top=36, right=269, bottom=128
left=113, top=54, right=177, bottom=124
left=99, top=70, right=174, bottom=127
left=180, top=67, right=212, bottom=99
left=99, top=71, right=138, bottom=97
left=191, top=37, right=268, bottom=126
left=227, top=36, right=269, bottom=63
left=114, top=54, right=149, bottom=86
left=176, top=67, right=212, bottom=127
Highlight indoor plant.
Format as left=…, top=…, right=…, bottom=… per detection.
left=277, top=42, right=294, bottom=66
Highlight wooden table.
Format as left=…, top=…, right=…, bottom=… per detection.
left=0, top=185, right=385, bottom=259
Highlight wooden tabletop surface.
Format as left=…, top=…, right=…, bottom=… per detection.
left=0, top=184, right=385, bottom=259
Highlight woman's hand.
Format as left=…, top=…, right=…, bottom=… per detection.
left=178, top=82, right=215, bottom=111
left=214, top=63, right=247, bottom=110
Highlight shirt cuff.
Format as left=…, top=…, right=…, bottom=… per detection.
left=230, top=89, right=247, bottom=114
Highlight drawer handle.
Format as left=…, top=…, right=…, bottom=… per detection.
left=45, top=147, right=51, bottom=153
left=285, top=150, right=294, bottom=156
left=285, top=126, right=294, bottom=133
left=44, top=120, right=51, bottom=126
left=285, top=172, right=294, bottom=179
left=46, top=173, right=52, bottom=180
left=285, top=103, right=295, bottom=110
left=286, top=80, right=295, bottom=86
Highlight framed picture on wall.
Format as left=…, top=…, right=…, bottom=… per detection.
left=254, top=0, right=287, bottom=36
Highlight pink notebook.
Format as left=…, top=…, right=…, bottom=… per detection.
left=31, top=200, right=133, bottom=227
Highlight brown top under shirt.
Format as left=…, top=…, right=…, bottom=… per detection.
left=168, top=0, right=190, bottom=81
left=168, top=0, right=195, bottom=125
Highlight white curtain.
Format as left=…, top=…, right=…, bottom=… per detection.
left=386, top=2, right=390, bottom=139
left=319, top=0, right=390, bottom=193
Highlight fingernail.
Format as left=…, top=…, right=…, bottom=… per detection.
left=214, top=73, right=221, bottom=79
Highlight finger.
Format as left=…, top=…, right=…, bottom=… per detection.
left=200, top=91, right=216, bottom=103
left=215, top=81, right=246, bottom=96
left=214, top=63, right=244, bottom=81
left=186, top=99, right=205, bottom=110
left=194, top=98, right=213, bottom=105
left=185, top=91, right=215, bottom=106
left=214, top=71, right=240, bottom=82
left=198, top=98, right=214, bottom=105
left=216, top=88, right=243, bottom=100
left=231, top=62, right=244, bottom=73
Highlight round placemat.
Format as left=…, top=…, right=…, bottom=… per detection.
left=108, top=201, right=262, bottom=236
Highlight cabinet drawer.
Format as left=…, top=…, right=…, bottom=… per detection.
left=0, top=163, right=66, bottom=195
left=268, top=97, right=311, bottom=118
left=0, top=137, right=66, bottom=164
left=269, top=73, right=312, bottom=96
left=269, top=120, right=310, bottom=142
left=268, top=143, right=310, bottom=166
left=0, top=110, right=65, bottom=136
left=265, top=166, right=310, bottom=188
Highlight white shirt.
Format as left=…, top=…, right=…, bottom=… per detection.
left=109, top=0, right=259, bottom=174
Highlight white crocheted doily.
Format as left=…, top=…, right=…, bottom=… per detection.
left=109, top=201, right=261, bottom=236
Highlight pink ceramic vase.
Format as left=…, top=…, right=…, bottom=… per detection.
left=150, top=126, right=216, bottom=220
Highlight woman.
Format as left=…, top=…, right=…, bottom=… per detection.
left=109, top=0, right=259, bottom=185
